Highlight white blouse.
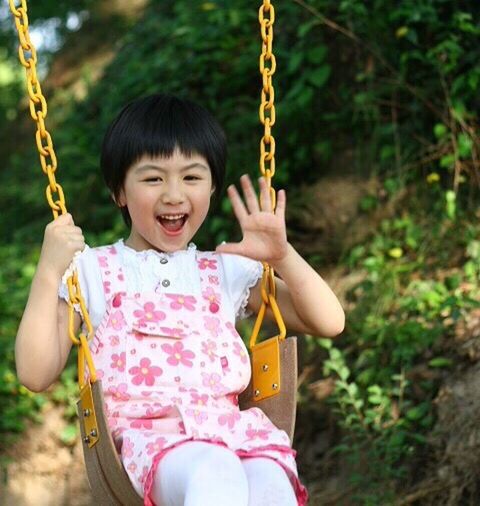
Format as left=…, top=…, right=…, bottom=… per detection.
left=58, top=239, right=264, bottom=332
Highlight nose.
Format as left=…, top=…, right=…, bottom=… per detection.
left=161, top=180, right=185, bottom=205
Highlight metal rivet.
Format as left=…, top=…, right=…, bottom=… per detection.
left=262, top=364, right=269, bottom=372
left=272, top=383, right=278, bottom=390
left=83, top=408, right=90, bottom=417
left=162, top=279, right=170, bottom=287
left=160, top=258, right=168, bottom=264
left=83, top=436, right=90, bottom=444
left=254, top=389, right=260, bottom=397
left=90, top=429, right=98, bottom=437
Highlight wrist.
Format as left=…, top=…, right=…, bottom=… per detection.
left=269, top=242, right=294, bottom=272
left=35, top=260, right=64, bottom=286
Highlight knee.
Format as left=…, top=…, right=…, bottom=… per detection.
left=189, top=445, right=245, bottom=483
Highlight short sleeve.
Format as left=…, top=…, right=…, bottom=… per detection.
left=58, top=245, right=105, bottom=330
left=219, top=253, right=264, bottom=321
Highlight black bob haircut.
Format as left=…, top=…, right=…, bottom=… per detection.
left=100, top=93, right=227, bottom=227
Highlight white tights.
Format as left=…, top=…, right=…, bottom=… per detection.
left=150, top=441, right=298, bottom=506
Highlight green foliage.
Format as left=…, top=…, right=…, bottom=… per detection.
left=312, top=177, right=480, bottom=500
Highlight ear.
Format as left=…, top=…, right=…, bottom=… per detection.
left=112, top=190, right=126, bottom=207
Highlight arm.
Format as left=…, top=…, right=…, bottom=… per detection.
left=15, top=213, right=84, bottom=392
left=247, top=243, right=345, bottom=337
left=217, top=175, right=344, bottom=338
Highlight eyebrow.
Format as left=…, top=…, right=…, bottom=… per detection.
left=134, top=163, right=209, bottom=173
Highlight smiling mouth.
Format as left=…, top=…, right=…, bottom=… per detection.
left=156, top=214, right=188, bottom=233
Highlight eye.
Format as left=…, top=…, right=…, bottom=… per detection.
left=185, top=175, right=201, bottom=181
left=144, top=177, right=162, bottom=182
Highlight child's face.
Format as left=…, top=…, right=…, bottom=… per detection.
left=118, top=147, right=214, bottom=252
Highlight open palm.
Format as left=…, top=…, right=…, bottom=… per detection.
left=216, top=174, right=288, bottom=266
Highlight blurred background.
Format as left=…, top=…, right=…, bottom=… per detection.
left=0, top=1, right=479, bottom=504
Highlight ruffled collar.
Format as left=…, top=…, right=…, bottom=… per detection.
left=116, top=238, right=197, bottom=258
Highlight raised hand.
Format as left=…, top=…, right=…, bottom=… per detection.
left=38, top=213, right=85, bottom=280
left=215, top=174, right=288, bottom=266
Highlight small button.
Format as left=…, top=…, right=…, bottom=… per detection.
left=160, top=257, right=168, bottom=264
left=162, top=279, right=170, bottom=287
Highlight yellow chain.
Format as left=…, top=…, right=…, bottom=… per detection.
left=254, top=0, right=286, bottom=341
left=8, top=1, right=96, bottom=383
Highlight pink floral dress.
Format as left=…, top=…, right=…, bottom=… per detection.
left=72, top=242, right=308, bottom=505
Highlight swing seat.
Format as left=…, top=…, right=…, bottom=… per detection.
left=239, top=335, right=297, bottom=440
left=77, top=336, right=297, bottom=505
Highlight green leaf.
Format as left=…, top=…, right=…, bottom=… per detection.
left=457, top=133, right=473, bottom=158
left=60, top=424, right=78, bottom=446
left=308, top=65, right=331, bottom=88
left=428, top=357, right=453, bottom=368
left=307, top=46, right=327, bottom=64
left=433, top=123, right=448, bottom=139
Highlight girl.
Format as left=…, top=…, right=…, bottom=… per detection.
left=15, top=94, right=344, bottom=506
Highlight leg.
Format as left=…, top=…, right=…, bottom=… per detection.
left=151, top=441, right=249, bottom=506
left=242, top=457, right=297, bottom=506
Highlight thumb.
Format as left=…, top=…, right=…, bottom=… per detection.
left=54, top=212, right=74, bottom=225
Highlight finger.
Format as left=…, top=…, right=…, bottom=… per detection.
left=227, top=184, right=249, bottom=225
left=240, top=174, right=260, bottom=214
left=57, top=212, right=74, bottom=224
left=275, top=189, right=286, bottom=220
left=259, top=176, right=273, bottom=212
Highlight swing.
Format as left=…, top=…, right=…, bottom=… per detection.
left=9, top=1, right=298, bottom=503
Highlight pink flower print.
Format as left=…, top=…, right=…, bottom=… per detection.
left=185, top=407, right=208, bottom=424
left=202, top=287, right=221, bottom=313
left=245, top=423, right=271, bottom=441
left=111, top=352, right=126, bottom=372
left=133, top=302, right=166, bottom=327
left=146, top=436, right=167, bottom=456
left=203, top=316, right=221, bottom=338
left=218, top=411, right=241, bottom=429
left=198, top=257, right=218, bottom=270
left=127, top=462, right=137, bottom=473
left=190, top=392, right=209, bottom=406
left=161, top=341, right=195, bottom=367
left=109, top=335, right=120, bottom=346
left=225, top=321, right=240, bottom=338
left=233, top=342, right=249, bottom=364
left=130, top=418, right=153, bottom=430
left=171, top=396, right=183, bottom=405
left=122, top=437, right=134, bottom=458
left=203, top=286, right=220, bottom=304
left=103, top=280, right=111, bottom=295
left=99, top=256, right=108, bottom=268
left=159, top=327, right=187, bottom=339
left=166, top=294, right=197, bottom=311
left=129, top=357, right=163, bottom=386
left=201, top=340, right=218, bottom=362
left=201, top=372, right=227, bottom=394
left=139, top=465, right=150, bottom=485
left=107, top=383, right=130, bottom=402
left=208, top=275, right=219, bottom=285
left=107, top=245, right=117, bottom=255
left=107, top=310, right=126, bottom=331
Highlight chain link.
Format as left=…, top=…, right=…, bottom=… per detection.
left=8, top=1, right=95, bottom=372
left=257, top=0, right=285, bottom=336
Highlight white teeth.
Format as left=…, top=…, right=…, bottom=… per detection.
left=159, top=214, right=185, bottom=220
